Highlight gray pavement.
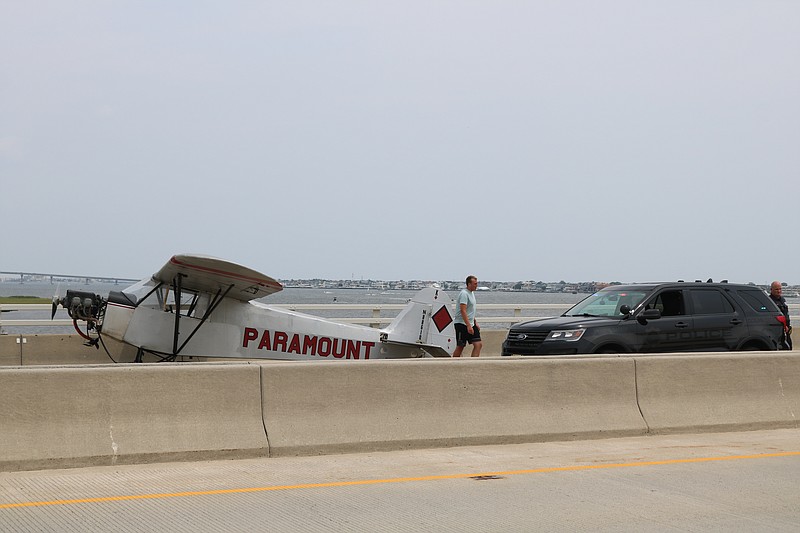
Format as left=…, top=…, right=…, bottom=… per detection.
left=2, top=429, right=800, bottom=532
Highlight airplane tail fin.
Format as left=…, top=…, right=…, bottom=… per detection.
left=380, top=287, right=456, bottom=357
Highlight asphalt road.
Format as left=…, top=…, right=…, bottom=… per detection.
left=1, top=429, right=799, bottom=532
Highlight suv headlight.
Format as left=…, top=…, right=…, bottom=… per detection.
left=545, top=329, right=585, bottom=342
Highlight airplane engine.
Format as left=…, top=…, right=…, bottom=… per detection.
left=54, top=290, right=106, bottom=326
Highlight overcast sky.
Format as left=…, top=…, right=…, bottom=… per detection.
left=2, top=1, right=798, bottom=284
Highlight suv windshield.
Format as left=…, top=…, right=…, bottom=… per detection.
left=564, top=289, right=649, bottom=318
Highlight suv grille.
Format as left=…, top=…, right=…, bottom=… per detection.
left=505, top=330, right=549, bottom=350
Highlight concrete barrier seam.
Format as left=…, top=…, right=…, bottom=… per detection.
left=632, top=358, right=651, bottom=434
left=259, top=364, right=273, bottom=456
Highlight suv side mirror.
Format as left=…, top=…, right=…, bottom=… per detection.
left=637, top=308, right=661, bottom=325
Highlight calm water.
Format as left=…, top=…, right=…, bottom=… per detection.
left=0, top=281, right=585, bottom=334
left=0, top=281, right=584, bottom=304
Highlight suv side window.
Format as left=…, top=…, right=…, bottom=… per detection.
left=738, top=288, right=777, bottom=313
left=689, top=289, right=734, bottom=315
left=651, top=290, right=685, bottom=316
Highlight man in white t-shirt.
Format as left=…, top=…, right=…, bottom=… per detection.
left=453, top=275, right=482, bottom=357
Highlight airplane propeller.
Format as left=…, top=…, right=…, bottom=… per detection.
left=50, top=283, right=62, bottom=319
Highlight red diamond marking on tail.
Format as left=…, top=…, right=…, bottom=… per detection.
left=432, top=305, right=453, bottom=332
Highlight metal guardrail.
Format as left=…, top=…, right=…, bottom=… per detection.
left=0, top=304, right=71, bottom=327
left=3, top=303, right=798, bottom=330
left=0, top=303, right=571, bottom=329
left=274, top=303, right=572, bottom=325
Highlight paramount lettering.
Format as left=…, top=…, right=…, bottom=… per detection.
left=303, top=335, right=317, bottom=355
left=242, top=327, right=374, bottom=359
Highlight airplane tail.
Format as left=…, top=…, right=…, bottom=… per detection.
left=380, top=287, right=456, bottom=357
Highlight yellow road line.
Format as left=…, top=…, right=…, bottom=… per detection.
left=2, top=451, right=799, bottom=510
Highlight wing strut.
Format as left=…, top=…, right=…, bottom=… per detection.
left=172, top=274, right=185, bottom=355
left=169, top=273, right=234, bottom=358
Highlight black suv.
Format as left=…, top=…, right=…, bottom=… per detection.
left=502, top=282, right=788, bottom=355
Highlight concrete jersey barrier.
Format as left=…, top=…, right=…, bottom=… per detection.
left=259, top=358, right=647, bottom=456
left=635, top=352, right=800, bottom=433
left=2, top=352, right=800, bottom=472
left=0, top=363, right=268, bottom=471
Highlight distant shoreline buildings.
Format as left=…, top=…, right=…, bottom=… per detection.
left=280, top=279, right=606, bottom=293
left=279, top=278, right=797, bottom=296
left=1, top=273, right=796, bottom=296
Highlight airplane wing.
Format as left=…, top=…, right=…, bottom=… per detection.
left=153, top=254, right=283, bottom=301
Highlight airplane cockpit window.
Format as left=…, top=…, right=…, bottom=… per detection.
left=127, top=282, right=207, bottom=319
left=159, top=289, right=205, bottom=318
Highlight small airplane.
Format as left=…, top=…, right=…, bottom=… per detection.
left=53, top=254, right=457, bottom=362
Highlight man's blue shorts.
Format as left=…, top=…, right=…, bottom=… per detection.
left=454, top=323, right=481, bottom=346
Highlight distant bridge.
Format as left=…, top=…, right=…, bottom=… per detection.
left=0, top=271, right=140, bottom=285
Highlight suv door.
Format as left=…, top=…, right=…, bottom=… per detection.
left=736, top=287, right=786, bottom=349
left=686, top=287, right=744, bottom=351
left=639, top=289, right=696, bottom=352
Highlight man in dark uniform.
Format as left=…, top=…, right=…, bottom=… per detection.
left=770, top=281, right=792, bottom=350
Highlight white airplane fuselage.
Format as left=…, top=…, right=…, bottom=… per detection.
left=60, top=255, right=457, bottom=361
left=101, top=286, right=455, bottom=360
